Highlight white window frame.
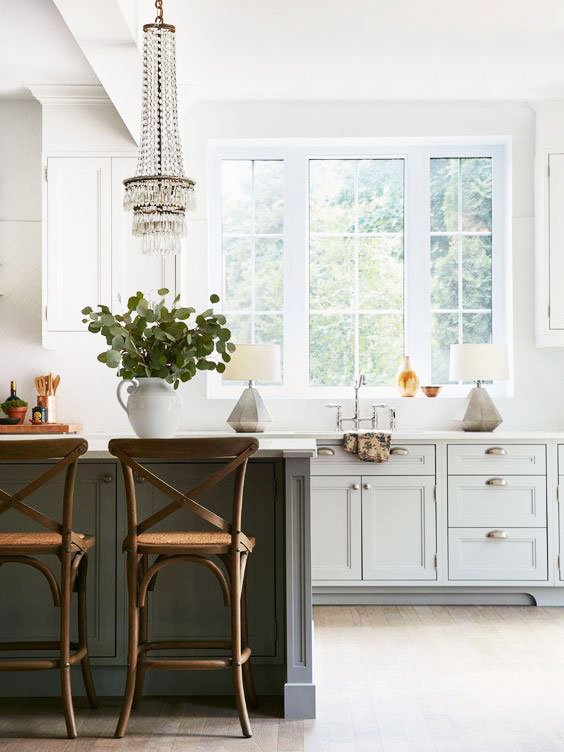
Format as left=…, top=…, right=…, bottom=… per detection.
left=207, top=138, right=511, bottom=399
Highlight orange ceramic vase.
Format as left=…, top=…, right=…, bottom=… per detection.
left=397, top=355, right=419, bottom=397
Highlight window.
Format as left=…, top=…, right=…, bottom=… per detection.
left=209, top=141, right=507, bottom=397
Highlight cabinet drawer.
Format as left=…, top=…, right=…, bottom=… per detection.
left=448, top=528, right=547, bottom=581
left=313, top=444, right=435, bottom=475
left=447, top=444, right=546, bottom=475
left=448, top=476, right=547, bottom=527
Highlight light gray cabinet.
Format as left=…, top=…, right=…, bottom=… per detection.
left=311, top=474, right=437, bottom=582
left=0, top=462, right=117, bottom=658
left=362, top=477, right=437, bottom=581
left=311, top=476, right=361, bottom=581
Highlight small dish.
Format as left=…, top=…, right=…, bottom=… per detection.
left=421, top=385, right=442, bottom=398
left=0, top=417, right=21, bottom=425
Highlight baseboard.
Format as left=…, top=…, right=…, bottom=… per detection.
left=312, top=587, right=564, bottom=607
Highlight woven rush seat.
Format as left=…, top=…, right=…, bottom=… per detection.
left=0, top=532, right=94, bottom=554
left=137, top=530, right=256, bottom=553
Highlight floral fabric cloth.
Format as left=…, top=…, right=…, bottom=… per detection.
left=343, top=431, right=392, bottom=463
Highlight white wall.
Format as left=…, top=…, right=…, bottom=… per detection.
left=2, top=98, right=564, bottom=433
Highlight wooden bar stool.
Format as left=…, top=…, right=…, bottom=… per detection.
left=0, top=438, right=97, bottom=738
left=109, top=437, right=259, bottom=739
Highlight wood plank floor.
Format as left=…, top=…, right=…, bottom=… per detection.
left=3, top=605, right=564, bottom=750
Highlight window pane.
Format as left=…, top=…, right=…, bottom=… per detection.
left=310, top=237, right=355, bottom=310
left=358, top=159, right=404, bottom=233
left=255, top=161, right=284, bottom=234
left=430, top=158, right=458, bottom=232
left=309, top=314, right=355, bottom=386
left=462, top=236, right=492, bottom=309
left=431, top=312, right=459, bottom=384
left=359, top=314, right=403, bottom=385
left=461, top=158, right=492, bottom=232
left=224, top=238, right=251, bottom=310
left=221, top=161, right=252, bottom=234
left=256, top=314, right=283, bottom=383
left=309, top=160, right=355, bottom=233
left=226, top=314, right=252, bottom=344
left=358, top=236, right=403, bottom=310
left=463, top=312, right=492, bottom=344
left=255, top=238, right=283, bottom=310
left=430, top=235, right=458, bottom=309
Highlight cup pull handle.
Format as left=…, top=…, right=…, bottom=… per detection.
left=390, top=447, right=409, bottom=456
left=486, top=530, right=509, bottom=539
left=486, top=478, right=507, bottom=486
left=485, top=447, right=507, bottom=455
left=318, top=447, right=335, bottom=456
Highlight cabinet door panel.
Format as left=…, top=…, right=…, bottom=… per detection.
left=311, top=476, right=361, bottom=581
left=47, top=157, right=111, bottom=331
left=362, top=477, right=436, bottom=580
left=135, top=462, right=278, bottom=657
left=549, top=153, right=564, bottom=329
left=111, top=157, right=176, bottom=308
left=0, top=463, right=116, bottom=657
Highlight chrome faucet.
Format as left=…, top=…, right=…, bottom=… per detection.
left=326, top=373, right=395, bottom=432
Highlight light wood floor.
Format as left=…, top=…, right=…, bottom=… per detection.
left=3, top=605, right=564, bottom=750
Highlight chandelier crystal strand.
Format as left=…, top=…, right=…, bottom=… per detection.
left=123, top=0, right=196, bottom=257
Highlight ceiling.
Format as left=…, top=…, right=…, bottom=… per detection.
left=3, top=0, right=564, bottom=103
left=127, top=0, right=564, bottom=101
left=0, top=0, right=98, bottom=99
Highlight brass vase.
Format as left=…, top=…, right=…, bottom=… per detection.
left=397, top=355, right=419, bottom=397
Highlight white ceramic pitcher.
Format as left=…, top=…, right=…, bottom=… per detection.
left=116, top=377, right=182, bottom=438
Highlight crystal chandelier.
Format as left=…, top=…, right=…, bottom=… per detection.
left=123, top=0, right=196, bottom=256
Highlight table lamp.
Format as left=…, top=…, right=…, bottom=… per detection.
left=223, top=344, right=281, bottom=432
left=449, top=344, right=509, bottom=432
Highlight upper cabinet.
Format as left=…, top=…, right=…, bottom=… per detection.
left=535, top=104, right=564, bottom=346
left=43, top=155, right=179, bottom=346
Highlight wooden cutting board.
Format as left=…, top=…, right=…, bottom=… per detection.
left=0, top=423, right=82, bottom=434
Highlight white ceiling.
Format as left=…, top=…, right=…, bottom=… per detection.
left=127, top=0, right=564, bottom=101
left=3, top=0, right=564, bottom=103
left=0, top=0, right=98, bottom=100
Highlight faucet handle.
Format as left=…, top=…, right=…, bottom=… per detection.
left=325, top=403, right=343, bottom=431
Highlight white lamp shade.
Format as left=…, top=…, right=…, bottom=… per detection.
left=449, top=344, right=509, bottom=382
left=223, top=344, right=281, bottom=382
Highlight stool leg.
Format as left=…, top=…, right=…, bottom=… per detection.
left=60, top=552, right=77, bottom=739
left=230, top=551, right=252, bottom=738
left=241, top=576, right=258, bottom=709
left=133, top=555, right=148, bottom=709
left=77, top=555, right=97, bottom=709
left=115, top=552, right=140, bottom=738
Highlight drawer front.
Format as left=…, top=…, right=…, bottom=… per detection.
left=313, top=444, right=435, bottom=476
left=447, top=444, right=546, bottom=475
left=557, top=446, right=564, bottom=475
left=448, top=528, right=548, bottom=581
left=448, top=476, right=547, bottom=527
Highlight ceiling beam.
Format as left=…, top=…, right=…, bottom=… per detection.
left=51, top=0, right=141, bottom=143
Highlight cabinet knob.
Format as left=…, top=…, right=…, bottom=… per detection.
left=486, top=530, right=509, bottom=539
left=135, top=475, right=146, bottom=483
left=486, top=477, right=507, bottom=486
left=390, top=447, right=409, bottom=456
left=485, top=447, right=507, bottom=455
left=102, top=474, right=113, bottom=484
left=363, top=483, right=371, bottom=490
left=352, top=483, right=360, bottom=490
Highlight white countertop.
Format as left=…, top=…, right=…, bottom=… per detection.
left=2, top=429, right=564, bottom=459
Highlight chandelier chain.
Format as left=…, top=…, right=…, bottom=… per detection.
left=155, top=0, right=164, bottom=25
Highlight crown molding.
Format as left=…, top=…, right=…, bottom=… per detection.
left=26, top=84, right=111, bottom=106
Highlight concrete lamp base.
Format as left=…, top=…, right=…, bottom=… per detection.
left=457, top=383, right=503, bottom=432
left=227, top=382, right=273, bottom=433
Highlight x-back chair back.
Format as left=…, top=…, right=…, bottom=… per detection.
left=0, top=438, right=97, bottom=738
left=109, top=437, right=259, bottom=739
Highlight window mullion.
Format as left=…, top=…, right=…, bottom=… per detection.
left=404, top=149, right=431, bottom=382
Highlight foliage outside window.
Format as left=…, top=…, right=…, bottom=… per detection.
left=209, top=142, right=506, bottom=397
